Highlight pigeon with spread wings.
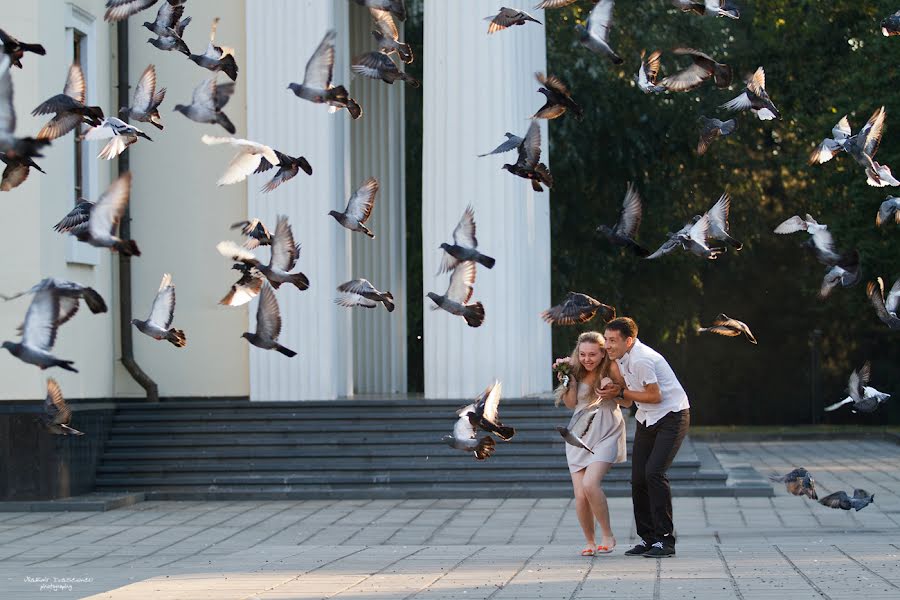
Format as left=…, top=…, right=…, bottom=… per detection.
left=255, top=150, right=312, bottom=193
left=0, top=27, right=45, bottom=69
left=202, top=135, right=278, bottom=186
left=444, top=405, right=495, bottom=460
left=824, top=361, right=891, bottom=414
left=532, top=72, right=582, bottom=120
left=438, top=205, right=496, bottom=274
left=217, top=215, right=310, bottom=292
left=173, top=76, right=235, bottom=134
left=2, top=285, right=78, bottom=372
left=40, top=379, right=85, bottom=435
left=427, top=261, right=485, bottom=328
left=464, top=381, right=515, bottom=441
left=819, top=489, right=874, bottom=511
left=288, top=30, right=362, bottom=119
left=597, top=183, right=649, bottom=257
left=697, top=116, right=736, bottom=155
left=242, top=282, right=296, bottom=357
left=721, top=67, right=780, bottom=121
left=659, top=48, right=731, bottom=92
left=698, top=314, right=757, bottom=344
left=335, top=279, right=395, bottom=312
left=189, top=18, right=238, bottom=81
left=502, top=121, right=552, bottom=192
left=370, top=7, right=413, bottom=63
left=83, top=117, right=153, bottom=160
left=329, top=177, right=379, bottom=238
left=574, top=0, right=622, bottom=64
left=485, top=7, right=542, bottom=34
left=866, top=277, right=900, bottom=330
left=556, top=408, right=598, bottom=453
left=768, top=468, right=817, bottom=500
left=542, top=292, right=615, bottom=326
left=808, top=107, right=898, bottom=187
left=120, top=64, right=166, bottom=130
left=32, top=63, right=104, bottom=140
left=132, top=273, right=186, bottom=348
left=53, top=173, right=140, bottom=256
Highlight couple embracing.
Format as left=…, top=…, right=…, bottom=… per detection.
left=554, top=317, right=690, bottom=558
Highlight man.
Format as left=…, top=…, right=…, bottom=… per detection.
left=598, top=317, right=690, bottom=558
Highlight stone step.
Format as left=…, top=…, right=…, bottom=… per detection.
left=104, top=421, right=600, bottom=435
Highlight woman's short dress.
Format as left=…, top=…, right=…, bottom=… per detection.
left=566, top=381, right=627, bottom=473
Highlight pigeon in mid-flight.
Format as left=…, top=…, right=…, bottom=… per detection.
left=219, top=264, right=264, bottom=307
left=574, top=0, right=621, bottom=64
left=556, top=408, right=598, bottom=453
left=646, top=213, right=725, bottom=260
left=825, top=361, right=891, bottom=414
left=231, top=219, right=272, bottom=250
left=541, top=292, right=615, bottom=326
left=370, top=7, right=413, bottom=63
left=769, top=468, right=817, bottom=500
left=0, top=153, right=44, bottom=191
left=819, top=250, right=861, bottom=299
left=132, top=273, right=186, bottom=348
left=201, top=135, right=278, bottom=186
left=809, top=107, right=898, bottom=188
left=444, top=406, right=495, bottom=461
left=1, top=278, right=108, bottom=328
left=353, top=0, right=406, bottom=22
left=145, top=0, right=191, bottom=55
left=242, top=282, right=296, bottom=357
left=635, top=50, right=665, bottom=94
left=876, top=197, right=900, bottom=226
left=40, top=379, right=84, bottom=436
left=774, top=214, right=841, bottom=264
left=189, top=18, right=238, bottom=81
left=2, top=285, right=78, bottom=372
left=867, top=277, right=900, bottom=330
left=217, top=215, right=310, bottom=292
left=83, top=117, right=153, bottom=160
left=0, top=56, right=49, bottom=161
left=255, top=150, right=312, bottom=193
left=329, top=177, right=379, bottom=238
left=32, top=63, right=104, bottom=140
left=335, top=279, right=395, bottom=312
left=463, top=381, right=515, bottom=441
left=173, top=76, right=235, bottom=134
left=0, top=27, right=45, bottom=68
left=288, top=30, right=362, bottom=120
left=532, top=72, right=582, bottom=120
left=882, top=10, right=900, bottom=36
left=485, top=7, right=542, bottom=34
left=104, top=0, right=186, bottom=22
left=120, top=64, right=166, bottom=130
left=596, top=183, right=650, bottom=257
left=478, top=132, right=523, bottom=157
left=502, top=121, right=552, bottom=192
left=427, top=261, right=485, bottom=328
left=700, top=193, right=742, bottom=250
left=438, top=205, right=496, bottom=273
left=819, top=489, right=875, bottom=512
left=672, top=0, right=739, bottom=19
left=697, top=116, right=736, bottom=155
left=698, top=314, right=757, bottom=344
left=352, top=51, right=419, bottom=87
left=721, top=67, right=780, bottom=121
left=659, top=48, right=732, bottom=92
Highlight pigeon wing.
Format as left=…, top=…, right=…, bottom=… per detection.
left=338, top=279, right=378, bottom=296
left=335, top=292, right=377, bottom=308
left=661, top=62, right=711, bottom=92
left=0, top=56, right=15, bottom=136
left=746, top=67, right=766, bottom=96
left=345, top=177, right=379, bottom=224
left=216, top=240, right=260, bottom=266
left=867, top=278, right=897, bottom=325
left=54, top=200, right=94, bottom=233
left=370, top=7, right=399, bottom=40
left=445, top=260, right=476, bottom=304
left=479, top=381, right=502, bottom=424
left=819, top=491, right=850, bottom=509
left=479, top=134, right=523, bottom=157
left=45, top=378, right=71, bottom=426
left=568, top=408, right=598, bottom=438
left=22, top=288, right=60, bottom=351
left=255, top=283, right=282, bottom=340
left=303, top=30, right=336, bottom=89
left=614, top=183, right=643, bottom=238
left=645, top=235, right=679, bottom=259
left=688, top=213, right=711, bottom=245
left=773, top=215, right=808, bottom=234
left=586, top=0, right=615, bottom=44
left=860, top=106, right=886, bottom=157
left=521, top=120, right=541, bottom=168
left=885, top=278, right=900, bottom=314
left=705, top=193, right=730, bottom=232
left=63, top=63, right=86, bottom=104
left=190, top=76, right=217, bottom=110
left=269, top=215, right=300, bottom=271
left=89, top=173, right=131, bottom=239
left=147, top=273, right=176, bottom=329
left=452, top=205, right=478, bottom=248
left=847, top=362, right=871, bottom=403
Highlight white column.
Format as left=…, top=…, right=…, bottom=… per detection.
left=422, top=1, right=552, bottom=398
left=245, top=0, right=353, bottom=400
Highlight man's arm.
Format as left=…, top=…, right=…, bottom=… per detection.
left=623, top=383, right=662, bottom=404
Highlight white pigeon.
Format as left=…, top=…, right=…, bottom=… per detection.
left=201, top=134, right=279, bottom=186
left=83, top=117, right=152, bottom=160
left=573, top=0, right=622, bottom=64
left=773, top=214, right=841, bottom=264
left=825, top=362, right=891, bottom=414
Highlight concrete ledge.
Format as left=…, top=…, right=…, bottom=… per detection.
left=0, top=492, right=144, bottom=512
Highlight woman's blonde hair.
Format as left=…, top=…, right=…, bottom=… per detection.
left=554, top=331, right=613, bottom=407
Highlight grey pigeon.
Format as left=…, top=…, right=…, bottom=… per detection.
left=40, top=379, right=84, bottom=436
left=646, top=213, right=726, bottom=260
left=660, top=48, right=731, bottom=92
left=329, top=177, right=379, bottom=238
left=132, top=273, right=186, bottom=348
left=541, top=292, right=615, bottom=326
left=463, top=381, right=515, bottom=441
left=443, top=405, right=495, bottom=460
left=1, top=278, right=108, bottom=329
left=635, top=50, right=665, bottom=94
left=370, top=8, right=413, bottom=64
left=532, top=72, right=582, bottom=120
left=173, top=75, right=235, bottom=134
left=335, top=279, right=395, bottom=312
left=353, top=0, right=407, bottom=21
left=438, top=205, right=496, bottom=274
left=698, top=313, right=757, bottom=343
left=478, top=132, right=523, bottom=157
left=188, top=18, right=238, bottom=81
left=53, top=172, right=140, bottom=256
left=597, top=182, right=650, bottom=256
left=0, top=56, right=48, bottom=160
left=819, top=249, right=861, bottom=299
left=32, top=62, right=104, bottom=140
left=217, top=215, right=310, bottom=292
left=83, top=117, right=153, bottom=160
left=231, top=218, right=272, bottom=250
left=809, top=107, right=898, bottom=188
left=255, top=150, right=312, bottom=193
left=0, top=153, right=44, bottom=191
left=142, top=0, right=187, bottom=36
left=146, top=2, right=191, bottom=55
left=697, top=116, right=736, bottom=155
left=242, top=282, right=296, bottom=357
left=721, top=67, right=780, bottom=121
left=288, top=30, right=362, bottom=120
left=2, top=285, right=78, bottom=372
left=485, top=7, right=542, bottom=34
left=427, top=261, right=485, bottom=328
left=867, top=277, right=900, bottom=330
left=574, top=0, right=621, bottom=64
left=876, top=197, right=900, bottom=226
left=819, top=489, right=874, bottom=512
left=556, top=408, right=598, bottom=453
left=0, top=27, right=45, bottom=69
left=768, top=468, right=817, bottom=500
left=120, top=64, right=166, bottom=130
left=701, top=193, right=742, bottom=250
left=502, top=121, right=552, bottom=192
left=825, top=361, right=891, bottom=414
left=219, top=263, right=264, bottom=307
left=352, top=51, right=419, bottom=87
left=105, top=0, right=185, bottom=22
left=883, top=10, right=900, bottom=36
left=535, top=0, right=595, bottom=8
left=672, top=0, right=739, bottom=18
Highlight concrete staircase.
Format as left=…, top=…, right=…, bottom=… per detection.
left=94, top=398, right=771, bottom=499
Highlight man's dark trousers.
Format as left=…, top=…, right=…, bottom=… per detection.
left=631, top=409, right=690, bottom=548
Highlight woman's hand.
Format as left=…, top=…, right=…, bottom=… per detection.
left=597, top=382, right=622, bottom=401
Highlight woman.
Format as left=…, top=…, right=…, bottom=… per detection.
left=555, top=331, right=631, bottom=556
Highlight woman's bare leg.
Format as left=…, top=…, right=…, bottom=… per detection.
left=570, top=469, right=595, bottom=548
left=582, top=461, right=615, bottom=548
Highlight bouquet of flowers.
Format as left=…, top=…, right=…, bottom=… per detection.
left=553, top=357, right=573, bottom=388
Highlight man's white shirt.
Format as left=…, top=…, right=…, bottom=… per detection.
left=616, top=338, right=690, bottom=426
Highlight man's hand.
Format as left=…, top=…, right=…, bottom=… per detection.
left=597, top=383, right=622, bottom=401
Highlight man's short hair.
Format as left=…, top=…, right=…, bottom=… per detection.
left=605, top=317, right=638, bottom=339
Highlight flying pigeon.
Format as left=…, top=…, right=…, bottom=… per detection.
left=532, top=72, right=582, bottom=120
left=0, top=153, right=44, bottom=191
left=353, top=0, right=407, bottom=21
left=635, top=50, right=665, bottom=94
left=646, top=213, right=726, bottom=260
left=672, top=0, right=739, bottom=18
left=104, top=0, right=186, bottom=22
left=1, top=278, right=108, bottom=328
left=596, top=182, right=650, bottom=257
left=698, top=313, right=757, bottom=343
left=83, top=117, right=152, bottom=160
left=883, top=10, right=900, bottom=36
left=254, top=150, right=312, bottom=193
left=485, top=7, right=542, bottom=34
left=242, top=282, right=296, bottom=357
left=40, top=379, right=84, bottom=436
left=502, top=121, right=552, bottom=192
left=541, top=292, right=615, bottom=326
left=352, top=51, right=419, bottom=87
left=328, top=177, right=379, bottom=238
left=463, top=381, right=515, bottom=441
left=825, top=361, right=891, bottom=414
left=535, top=0, right=596, bottom=8
left=32, top=63, right=104, bottom=140
left=697, top=116, right=736, bottom=155
left=288, top=30, right=362, bottom=120
left=335, top=279, right=395, bottom=312
left=370, top=7, right=413, bottom=64
left=132, top=273, right=186, bottom=348
left=201, top=135, right=278, bottom=186
left=189, top=18, right=238, bottom=81
left=774, top=214, right=841, bottom=265
left=721, top=67, right=780, bottom=121
left=53, top=172, right=140, bottom=256
left=478, top=132, right=523, bottom=157
left=217, top=215, right=310, bottom=292
left=443, top=406, right=495, bottom=460
left=173, top=75, right=235, bottom=134
left=2, top=285, right=78, bottom=372
left=231, top=219, right=272, bottom=250
left=867, top=277, right=900, bottom=330
left=700, top=193, right=742, bottom=250
left=660, top=48, right=731, bottom=92
left=0, top=57, right=49, bottom=160
left=146, top=1, right=191, bottom=55
left=819, top=489, right=875, bottom=512
left=438, top=206, right=495, bottom=274
left=556, top=408, right=598, bottom=453
left=768, top=468, right=818, bottom=500
left=808, top=107, right=898, bottom=188
left=0, top=27, right=45, bottom=68
left=120, top=64, right=166, bottom=130
left=219, top=264, right=264, bottom=307
left=427, top=261, right=485, bottom=328
left=142, top=0, right=187, bottom=36
left=819, top=250, right=861, bottom=298
left=574, top=0, right=622, bottom=64
left=876, top=197, right=900, bottom=226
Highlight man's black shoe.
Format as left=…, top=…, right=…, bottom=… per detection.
left=643, top=542, right=676, bottom=558
left=624, top=541, right=649, bottom=556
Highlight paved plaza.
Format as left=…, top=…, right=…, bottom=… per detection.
left=0, top=439, right=898, bottom=599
